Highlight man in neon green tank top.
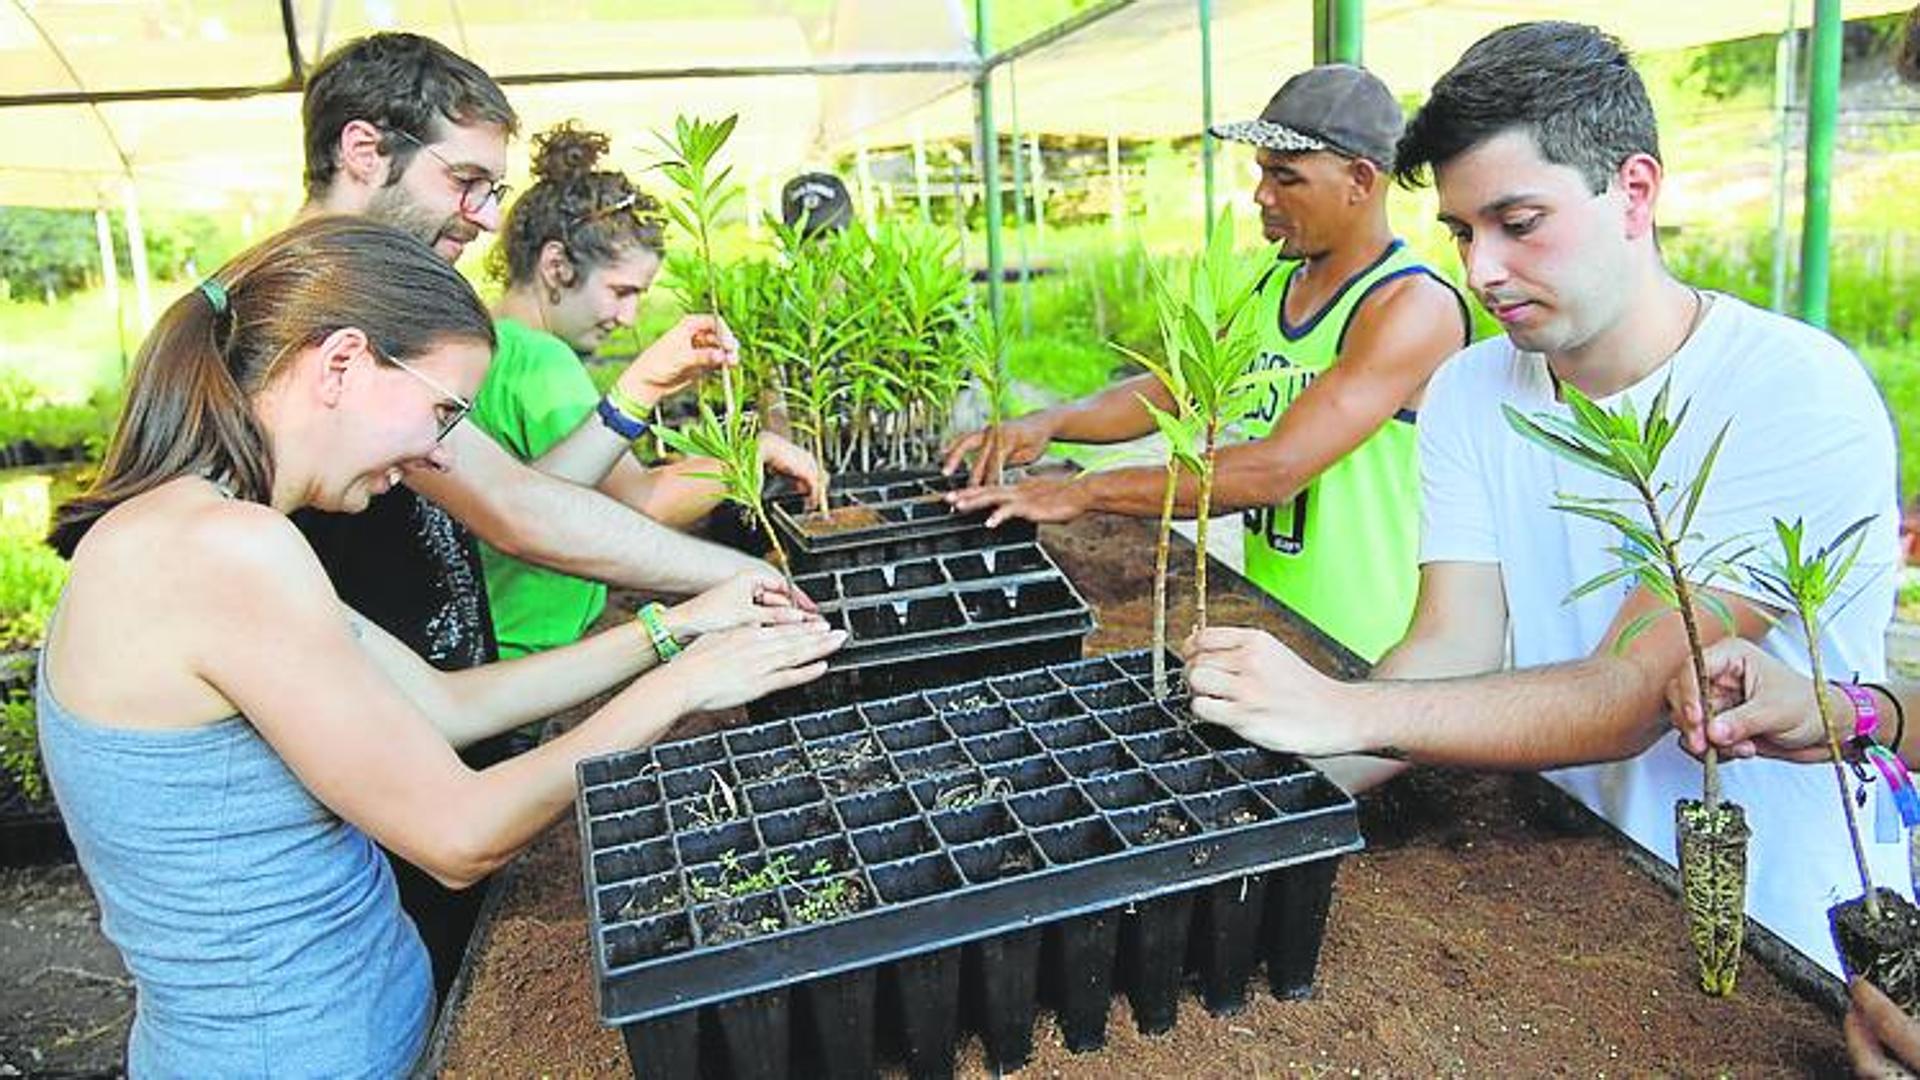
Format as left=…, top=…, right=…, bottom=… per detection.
left=944, top=65, right=1471, bottom=661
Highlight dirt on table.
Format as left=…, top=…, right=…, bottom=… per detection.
left=438, top=513, right=1850, bottom=1077
left=0, top=864, right=132, bottom=1078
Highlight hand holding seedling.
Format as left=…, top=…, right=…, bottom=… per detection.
left=667, top=569, right=824, bottom=639
left=756, top=430, right=825, bottom=502
left=1668, top=638, right=1833, bottom=764
left=1181, top=626, right=1356, bottom=756
left=616, top=313, right=741, bottom=406
left=947, top=473, right=1090, bottom=528
left=662, top=621, right=846, bottom=714
left=941, top=412, right=1056, bottom=489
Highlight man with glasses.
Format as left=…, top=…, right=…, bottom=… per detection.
left=293, top=31, right=790, bottom=999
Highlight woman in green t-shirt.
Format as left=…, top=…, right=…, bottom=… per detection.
left=474, top=123, right=822, bottom=657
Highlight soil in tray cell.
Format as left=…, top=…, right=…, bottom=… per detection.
left=893, top=743, right=974, bottom=785
left=989, top=670, right=1059, bottom=698
left=592, top=837, right=676, bottom=886
left=1008, top=786, right=1097, bottom=829
left=785, top=874, right=872, bottom=925
left=927, top=684, right=1001, bottom=715
left=1112, top=801, right=1200, bottom=846
left=954, top=835, right=1045, bottom=884
left=799, top=503, right=889, bottom=535
left=851, top=819, right=940, bottom=864
left=916, top=772, right=1010, bottom=813
left=834, top=787, right=916, bottom=829
left=606, top=914, right=694, bottom=967
left=875, top=717, right=949, bottom=753
left=1188, top=789, right=1276, bottom=830
left=868, top=854, right=963, bottom=904
left=847, top=595, right=965, bottom=638
left=603, top=871, right=684, bottom=924
left=1031, top=715, right=1104, bottom=751
left=807, top=733, right=896, bottom=797
left=930, top=802, right=1021, bottom=846
left=942, top=704, right=1015, bottom=739
left=1010, top=693, right=1086, bottom=725
left=1033, top=818, right=1125, bottom=866
left=742, top=775, right=825, bottom=816
left=694, top=893, right=787, bottom=945
left=982, top=755, right=1067, bottom=794
left=756, top=802, right=840, bottom=847
left=584, top=776, right=662, bottom=816
left=1152, top=759, right=1241, bottom=798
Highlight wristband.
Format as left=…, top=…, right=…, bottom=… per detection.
left=1865, top=681, right=1907, bottom=753
left=636, top=602, right=682, bottom=662
left=1836, top=681, right=1881, bottom=739
left=597, top=393, right=650, bottom=441
left=1837, top=681, right=1920, bottom=829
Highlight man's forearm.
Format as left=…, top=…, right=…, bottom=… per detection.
left=490, top=475, right=763, bottom=593
left=1346, top=655, right=1669, bottom=770
left=1047, top=374, right=1168, bottom=445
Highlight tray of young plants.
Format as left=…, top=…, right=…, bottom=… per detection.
left=767, top=469, right=1040, bottom=573
left=762, top=540, right=1098, bottom=716
left=575, top=648, right=1362, bottom=1079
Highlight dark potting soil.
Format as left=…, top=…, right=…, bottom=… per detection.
left=0, top=864, right=132, bottom=1077
left=437, top=514, right=1849, bottom=1076
left=1832, top=887, right=1920, bottom=1015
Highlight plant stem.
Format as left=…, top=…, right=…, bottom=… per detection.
left=760, top=515, right=791, bottom=581
left=1152, top=461, right=1177, bottom=699
left=1804, top=607, right=1881, bottom=917
left=1190, top=428, right=1221, bottom=630
left=1644, top=489, right=1721, bottom=812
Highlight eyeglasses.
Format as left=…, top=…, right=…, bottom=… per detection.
left=386, top=128, right=512, bottom=215
left=382, top=352, right=473, bottom=444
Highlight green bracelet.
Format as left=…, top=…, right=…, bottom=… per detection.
left=636, top=602, right=682, bottom=661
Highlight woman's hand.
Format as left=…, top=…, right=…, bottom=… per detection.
left=616, top=314, right=740, bottom=407
left=758, top=431, right=826, bottom=502
left=665, top=570, right=822, bottom=641
left=661, top=621, right=845, bottom=714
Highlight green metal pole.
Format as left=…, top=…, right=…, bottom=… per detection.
left=1314, top=0, right=1363, bottom=65
left=1009, top=62, right=1033, bottom=337
left=1799, top=0, right=1840, bottom=328
left=976, top=0, right=1005, bottom=320
left=1335, top=0, right=1363, bottom=65
left=1200, top=0, right=1215, bottom=242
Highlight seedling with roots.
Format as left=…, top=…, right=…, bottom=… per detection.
left=1504, top=376, right=1751, bottom=995
left=655, top=403, right=787, bottom=572
left=1747, top=516, right=1920, bottom=1009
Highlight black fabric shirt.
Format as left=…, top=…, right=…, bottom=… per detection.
left=295, top=487, right=498, bottom=671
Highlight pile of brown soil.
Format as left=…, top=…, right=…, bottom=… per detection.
left=438, top=514, right=1848, bottom=1076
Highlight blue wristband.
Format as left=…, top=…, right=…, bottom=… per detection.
left=596, top=394, right=650, bottom=441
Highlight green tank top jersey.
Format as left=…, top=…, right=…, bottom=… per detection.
left=469, top=317, right=609, bottom=659
left=1238, top=240, right=1466, bottom=662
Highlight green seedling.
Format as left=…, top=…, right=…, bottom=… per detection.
left=1749, top=517, right=1882, bottom=910
left=655, top=402, right=787, bottom=573
left=1504, top=376, right=1751, bottom=996
left=653, top=114, right=744, bottom=418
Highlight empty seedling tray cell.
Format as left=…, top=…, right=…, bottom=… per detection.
left=576, top=648, right=1362, bottom=1078
left=756, top=542, right=1098, bottom=718
left=769, top=469, right=1041, bottom=573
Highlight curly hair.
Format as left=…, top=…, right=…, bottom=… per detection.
left=1394, top=22, right=1659, bottom=195
left=490, top=122, right=666, bottom=286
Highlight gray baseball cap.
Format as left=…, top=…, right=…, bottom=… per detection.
left=1210, top=64, right=1402, bottom=169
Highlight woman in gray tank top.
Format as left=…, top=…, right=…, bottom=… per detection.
left=38, top=216, right=841, bottom=1077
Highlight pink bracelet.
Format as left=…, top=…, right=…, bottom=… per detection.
left=1836, top=681, right=1880, bottom=740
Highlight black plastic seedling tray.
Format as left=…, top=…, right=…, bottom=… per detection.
left=577, top=649, right=1362, bottom=1079
left=769, top=469, right=1038, bottom=573
left=761, top=541, right=1096, bottom=717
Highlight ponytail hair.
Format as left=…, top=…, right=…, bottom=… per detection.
left=489, top=121, right=664, bottom=286
left=51, top=216, right=493, bottom=557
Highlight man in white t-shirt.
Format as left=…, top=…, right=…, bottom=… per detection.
left=1182, top=20, right=1907, bottom=979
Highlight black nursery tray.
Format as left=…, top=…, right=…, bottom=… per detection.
left=576, top=649, right=1362, bottom=1078
left=769, top=469, right=1037, bottom=573
left=761, top=541, right=1096, bottom=716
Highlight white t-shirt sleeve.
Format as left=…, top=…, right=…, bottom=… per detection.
left=1417, top=346, right=1501, bottom=565
left=1677, top=326, right=1900, bottom=622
